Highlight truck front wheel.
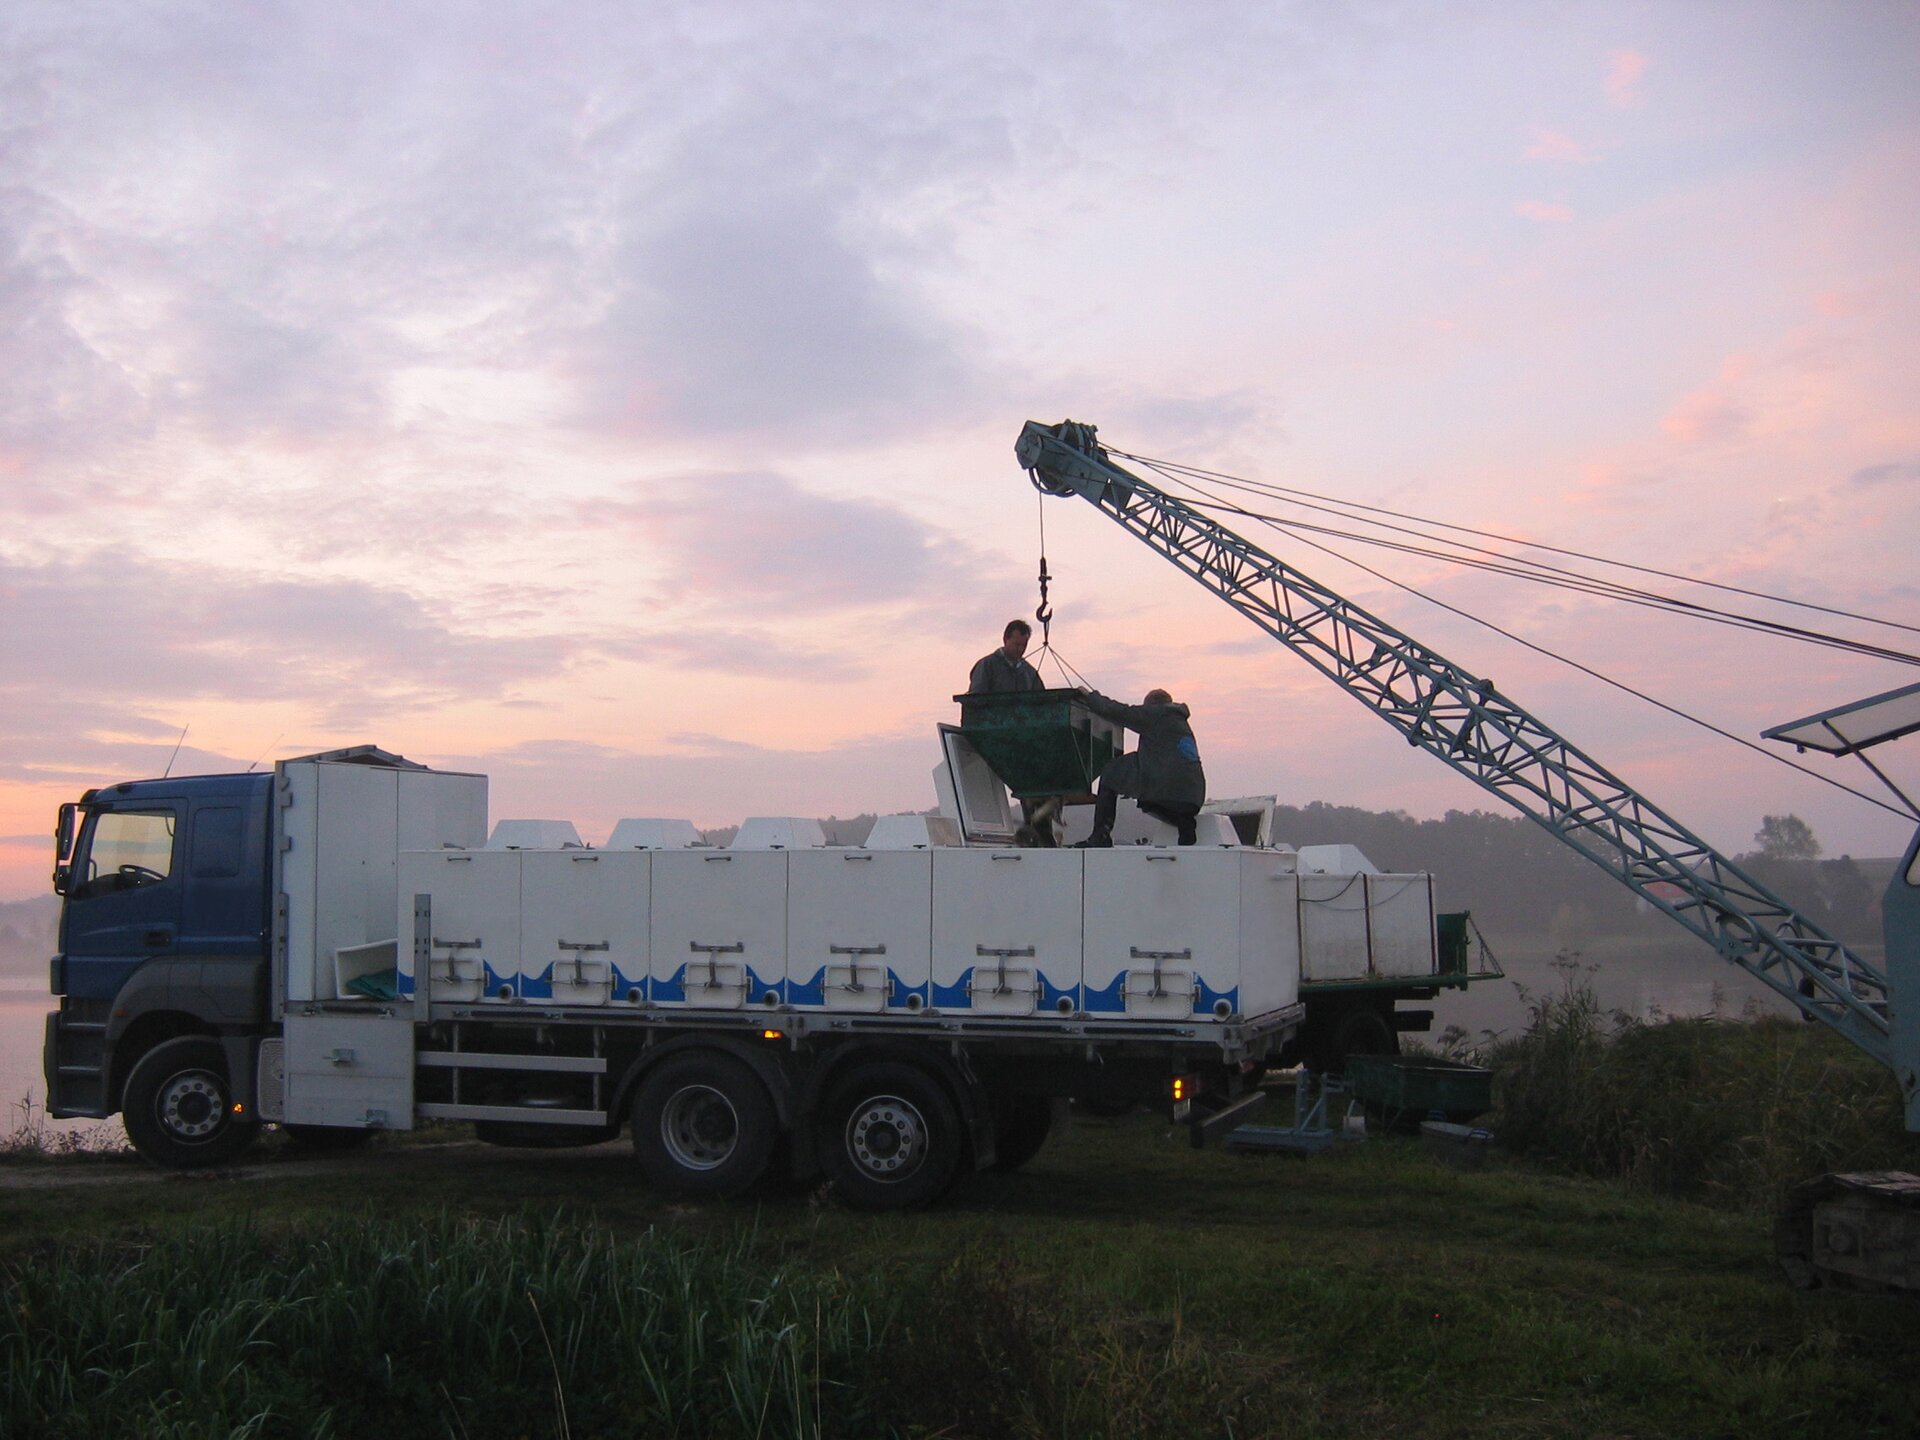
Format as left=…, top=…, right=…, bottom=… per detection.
left=123, top=1037, right=260, bottom=1169
left=821, top=1062, right=962, bottom=1210
left=631, top=1053, right=777, bottom=1199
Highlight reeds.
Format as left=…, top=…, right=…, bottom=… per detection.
left=0, top=1095, right=129, bottom=1161
left=1, top=1212, right=882, bottom=1439
left=1487, top=955, right=1920, bottom=1207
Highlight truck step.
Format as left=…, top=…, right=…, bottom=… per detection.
left=416, top=1052, right=606, bottom=1074
left=416, top=1102, right=607, bottom=1126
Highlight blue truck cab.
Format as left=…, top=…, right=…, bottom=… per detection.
left=47, top=770, right=275, bottom=1138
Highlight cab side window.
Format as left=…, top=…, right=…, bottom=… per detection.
left=74, top=811, right=177, bottom=899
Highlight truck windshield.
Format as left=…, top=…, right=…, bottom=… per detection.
left=74, top=810, right=177, bottom=899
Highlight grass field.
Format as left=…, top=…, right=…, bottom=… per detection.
left=5, top=1102, right=1920, bottom=1439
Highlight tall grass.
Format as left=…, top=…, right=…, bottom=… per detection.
left=1486, top=956, right=1920, bottom=1208
left=0, top=1212, right=1267, bottom=1440
left=0, top=1213, right=884, bottom=1439
left=0, top=1095, right=127, bottom=1161
left=876, top=1251, right=1250, bottom=1440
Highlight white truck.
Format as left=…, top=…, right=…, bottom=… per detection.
left=44, top=741, right=1454, bottom=1208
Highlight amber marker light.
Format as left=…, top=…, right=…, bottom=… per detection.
left=762, top=1029, right=784, bottom=1041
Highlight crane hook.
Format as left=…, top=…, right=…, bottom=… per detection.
left=1036, top=555, right=1054, bottom=649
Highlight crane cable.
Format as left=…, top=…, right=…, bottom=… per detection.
left=1111, top=449, right=1920, bottom=639
left=1169, top=492, right=1920, bottom=668
left=1124, top=456, right=1914, bottom=822
left=1029, top=491, right=1093, bottom=689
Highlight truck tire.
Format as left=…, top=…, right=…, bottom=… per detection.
left=821, top=1061, right=962, bottom=1210
left=989, top=1093, right=1055, bottom=1172
left=1316, top=1005, right=1399, bottom=1075
left=631, top=1052, right=777, bottom=1199
left=122, top=1037, right=260, bottom=1169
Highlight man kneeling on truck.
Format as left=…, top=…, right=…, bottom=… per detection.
left=1074, top=687, right=1207, bottom=846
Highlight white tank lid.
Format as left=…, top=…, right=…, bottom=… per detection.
left=604, top=818, right=704, bottom=850
left=486, top=819, right=585, bottom=850
left=731, top=817, right=828, bottom=850
left=864, top=814, right=962, bottom=849
left=1295, top=843, right=1380, bottom=875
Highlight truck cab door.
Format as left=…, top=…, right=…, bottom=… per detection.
left=59, top=804, right=185, bottom=1000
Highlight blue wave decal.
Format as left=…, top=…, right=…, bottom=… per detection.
left=787, top=966, right=826, bottom=1008
left=1038, top=972, right=1080, bottom=1013
left=611, top=964, right=644, bottom=1002
left=397, top=969, right=415, bottom=997
left=1082, top=971, right=1128, bottom=1014
left=648, top=963, right=778, bottom=1007
left=520, top=963, right=553, bottom=1000
left=930, top=966, right=1078, bottom=1013
left=1193, top=978, right=1241, bottom=1018
left=887, top=968, right=927, bottom=1010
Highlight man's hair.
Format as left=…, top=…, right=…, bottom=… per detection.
left=1144, top=688, right=1173, bottom=705
left=1003, top=619, right=1032, bottom=641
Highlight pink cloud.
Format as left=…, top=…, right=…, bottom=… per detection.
left=1606, top=49, right=1648, bottom=107
left=1661, top=389, right=1751, bottom=445
left=1514, top=199, right=1574, bottom=224
left=1814, top=288, right=1870, bottom=319
left=1524, top=130, right=1598, bottom=164
left=1566, top=460, right=1666, bottom=510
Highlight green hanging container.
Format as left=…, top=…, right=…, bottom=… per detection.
left=953, top=689, right=1125, bottom=799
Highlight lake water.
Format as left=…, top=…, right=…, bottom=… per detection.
left=1424, top=929, right=1807, bottom=1049
left=0, top=979, right=124, bottom=1143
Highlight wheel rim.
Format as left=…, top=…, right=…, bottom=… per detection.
left=659, top=1084, right=739, bottom=1170
left=157, top=1069, right=226, bottom=1141
left=844, top=1094, right=927, bottom=1182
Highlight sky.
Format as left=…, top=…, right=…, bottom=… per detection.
left=2, top=0, right=1918, bottom=900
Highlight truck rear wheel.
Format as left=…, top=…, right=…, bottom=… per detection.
left=631, top=1053, right=777, bottom=1199
left=821, top=1062, right=962, bottom=1210
left=1315, top=1004, right=1399, bottom=1075
left=123, top=1037, right=260, bottom=1169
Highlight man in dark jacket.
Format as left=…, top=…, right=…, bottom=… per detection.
left=1075, top=688, right=1207, bottom=846
left=966, top=619, right=1052, bottom=842
left=968, top=619, right=1043, bottom=694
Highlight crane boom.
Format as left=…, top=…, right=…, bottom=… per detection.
left=1016, top=419, right=1905, bottom=1112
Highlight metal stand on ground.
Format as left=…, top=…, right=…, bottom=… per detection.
left=1224, top=1070, right=1366, bottom=1154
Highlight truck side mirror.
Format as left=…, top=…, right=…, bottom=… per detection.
left=52, top=803, right=75, bottom=895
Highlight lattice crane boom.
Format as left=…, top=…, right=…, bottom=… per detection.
left=1016, top=418, right=1903, bottom=1103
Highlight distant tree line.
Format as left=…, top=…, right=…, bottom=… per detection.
left=1269, top=803, right=1889, bottom=945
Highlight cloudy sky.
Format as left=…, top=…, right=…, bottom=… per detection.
left=3, top=1, right=1917, bottom=898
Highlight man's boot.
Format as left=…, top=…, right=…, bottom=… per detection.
left=1072, top=827, right=1113, bottom=849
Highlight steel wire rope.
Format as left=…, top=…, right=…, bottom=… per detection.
left=1109, top=448, right=1920, bottom=639
left=1164, top=493, right=1920, bottom=667
left=1031, top=641, right=1094, bottom=689
left=1117, top=463, right=1920, bottom=663
left=1171, top=476, right=1920, bottom=664
left=1127, top=458, right=1913, bottom=821
left=1030, top=485, right=1099, bottom=690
